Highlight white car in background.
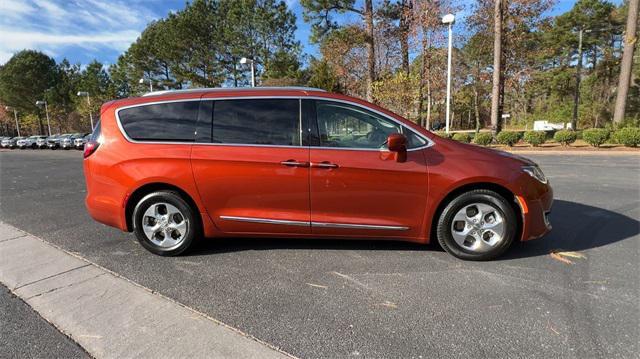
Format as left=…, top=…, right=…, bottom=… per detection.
left=533, top=121, right=566, bottom=132
left=17, top=135, right=47, bottom=149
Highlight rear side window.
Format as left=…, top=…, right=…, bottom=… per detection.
left=118, top=101, right=199, bottom=142
left=90, top=120, right=101, bottom=141
left=212, top=99, right=300, bottom=146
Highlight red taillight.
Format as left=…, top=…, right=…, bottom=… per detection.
left=83, top=141, right=99, bottom=158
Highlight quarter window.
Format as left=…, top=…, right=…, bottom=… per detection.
left=212, top=99, right=300, bottom=146
left=119, top=101, right=200, bottom=142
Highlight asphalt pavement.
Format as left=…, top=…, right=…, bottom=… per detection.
left=0, top=283, right=89, bottom=358
left=0, top=149, right=638, bottom=358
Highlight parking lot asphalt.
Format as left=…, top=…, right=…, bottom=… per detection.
left=0, top=283, right=89, bottom=358
left=0, top=149, right=638, bottom=358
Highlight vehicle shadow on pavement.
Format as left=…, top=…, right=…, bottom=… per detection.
left=504, top=199, right=639, bottom=259
left=188, top=200, right=639, bottom=258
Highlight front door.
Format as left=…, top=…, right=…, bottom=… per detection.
left=191, top=98, right=311, bottom=234
left=308, top=100, right=429, bottom=239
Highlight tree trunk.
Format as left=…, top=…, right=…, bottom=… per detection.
left=399, top=0, right=411, bottom=75
left=490, top=0, right=504, bottom=134
left=364, top=0, right=376, bottom=103
left=613, top=0, right=638, bottom=123
left=474, top=83, right=481, bottom=133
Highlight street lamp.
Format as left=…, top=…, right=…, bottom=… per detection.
left=4, top=106, right=20, bottom=136
left=35, top=100, right=52, bottom=136
left=77, top=91, right=95, bottom=130
left=239, top=57, right=255, bottom=87
left=442, top=13, right=455, bottom=134
left=139, top=78, right=153, bottom=92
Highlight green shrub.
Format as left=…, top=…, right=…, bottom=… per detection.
left=613, top=127, right=640, bottom=147
left=582, top=129, right=610, bottom=148
left=473, top=132, right=493, bottom=146
left=575, top=130, right=583, bottom=140
left=452, top=133, right=472, bottom=143
left=553, top=130, right=577, bottom=146
left=523, top=131, right=547, bottom=147
left=436, top=131, right=454, bottom=139
left=495, top=131, right=522, bottom=147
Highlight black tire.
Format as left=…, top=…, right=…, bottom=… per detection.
left=436, top=189, right=516, bottom=261
left=132, top=191, right=199, bottom=256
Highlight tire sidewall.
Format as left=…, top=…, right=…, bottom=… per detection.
left=132, top=191, right=197, bottom=256
left=437, top=191, right=516, bottom=261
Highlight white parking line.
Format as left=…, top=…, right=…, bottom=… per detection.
left=0, top=222, right=294, bottom=359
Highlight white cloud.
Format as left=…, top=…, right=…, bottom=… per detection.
left=0, top=0, right=159, bottom=65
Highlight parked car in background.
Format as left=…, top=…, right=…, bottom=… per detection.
left=75, top=134, right=90, bottom=150
left=83, top=87, right=553, bottom=260
left=2, top=136, right=24, bottom=149
left=47, top=135, right=62, bottom=149
left=17, top=135, right=47, bottom=149
left=0, top=136, right=10, bottom=147
left=36, top=136, right=49, bottom=149
left=60, top=133, right=85, bottom=150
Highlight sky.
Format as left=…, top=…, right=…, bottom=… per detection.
left=0, top=0, right=624, bottom=67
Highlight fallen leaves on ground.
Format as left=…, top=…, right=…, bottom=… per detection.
left=550, top=250, right=587, bottom=264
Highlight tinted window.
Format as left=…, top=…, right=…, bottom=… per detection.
left=90, top=120, right=101, bottom=142
left=212, top=99, right=300, bottom=146
left=316, top=101, right=401, bottom=149
left=119, top=101, right=199, bottom=142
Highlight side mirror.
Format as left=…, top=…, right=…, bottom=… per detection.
left=387, top=133, right=407, bottom=152
left=387, top=133, right=407, bottom=162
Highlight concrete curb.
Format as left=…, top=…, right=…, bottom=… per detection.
left=501, top=150, right=640, bottom=155
left=0, top=222, right=295, bottom=359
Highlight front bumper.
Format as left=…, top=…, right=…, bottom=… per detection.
left=519, top=184, right=553, bottom=241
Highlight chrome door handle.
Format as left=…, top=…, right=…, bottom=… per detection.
left=280, top=160, right=310, bottom=167
left=311, top=161, right=339, bottom=169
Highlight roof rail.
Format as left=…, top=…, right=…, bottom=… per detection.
left=141, top=86, right=327, bottom=97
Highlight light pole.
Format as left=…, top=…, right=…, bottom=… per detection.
left=77, top=91, right=95, bottom=130
left=35, top=100, right=52, bottom=136
left=4, top=106, right=20, bottom=136
left=139, top=78, right=153, bottom=92
left=239, top=57, right=255, bottom=87
left=442, top=13, right=455, bottom=134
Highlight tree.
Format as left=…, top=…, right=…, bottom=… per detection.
left=301, top=0, right=377, bottom=101
left=490, top=0, right=504, bottom=134
left=0, top=50, right=58, bottom=134
left=613, top=0, right=639, bottom=123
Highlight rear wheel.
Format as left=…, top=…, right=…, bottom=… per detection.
left=436, top=189, right=516, bottom=261
left=132, top=191, right=198, bottom=256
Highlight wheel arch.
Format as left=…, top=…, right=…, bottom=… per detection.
left=124, top=182, right=202, bottom=233
left=429, top=182, right=523, bottom=244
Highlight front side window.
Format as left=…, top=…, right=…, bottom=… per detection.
left=119, top=101, right=199, bottom=142
left=212, top=99, right=300, bottom=146
left=316, top=101, right=402, bottom=149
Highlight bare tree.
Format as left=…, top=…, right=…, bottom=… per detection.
left=364, top=0, right=376, bottom=102
left=613, top=0, right=639, bottom=123
left=490, top=0, right=504, bottom=134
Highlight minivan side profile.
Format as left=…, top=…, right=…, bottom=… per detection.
left=83, top=87, right=553, bottom=260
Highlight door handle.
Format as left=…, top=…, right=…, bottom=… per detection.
left=311, top=161, right=339, bottom=169
left=280, top=160, right=310, bottom=167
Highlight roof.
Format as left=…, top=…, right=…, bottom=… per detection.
left=141, top=86, right=327, bottom=97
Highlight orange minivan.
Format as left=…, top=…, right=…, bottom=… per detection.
left=83, top=87, right=552, bottom=260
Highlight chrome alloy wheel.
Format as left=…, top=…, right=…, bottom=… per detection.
left=450, top=202, right=505, bottom=253
left=142, top=202, right=189, bottom=249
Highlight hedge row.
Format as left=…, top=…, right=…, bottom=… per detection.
left=435, top=128, right=640, bottom=148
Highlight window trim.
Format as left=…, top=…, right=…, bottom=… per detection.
left=114, top=96, right=433, bottom=151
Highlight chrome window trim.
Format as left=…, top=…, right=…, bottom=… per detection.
left=114, top=95, right=433, bottom=151
left=219, top=215, right=409, bottom=231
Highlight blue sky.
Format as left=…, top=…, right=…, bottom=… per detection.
left=0, top=0, right=623, bottom=67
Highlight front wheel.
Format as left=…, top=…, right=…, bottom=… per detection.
left=132, top=191, right=198, bottom=256
left=436, top=189, right=517, bottom=261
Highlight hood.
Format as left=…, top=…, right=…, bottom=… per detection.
left=433, top=136, right=536, bottom=166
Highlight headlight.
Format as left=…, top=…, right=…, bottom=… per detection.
left=522, top=165, right=548, bottom=184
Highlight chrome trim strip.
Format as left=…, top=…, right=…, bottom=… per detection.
left=219, top=215, right=310, bottom=226
left=311, top=222, right=409, bottom=231
left=219, top=215, right=409, bottom=231
left=113, top=96, right=434, bottom=151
